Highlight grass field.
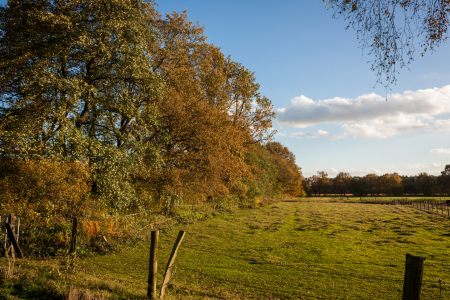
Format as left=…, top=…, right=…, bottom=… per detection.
left=1, top=198, right=450, bottom=299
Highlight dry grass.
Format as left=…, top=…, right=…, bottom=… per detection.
left=66, top=285, right=109, bottom=300
left=0, top=247, right=17, bottom=283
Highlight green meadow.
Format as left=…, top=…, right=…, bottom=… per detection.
left=1, top=198, right=450, bottom=299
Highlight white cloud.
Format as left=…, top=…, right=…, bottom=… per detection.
left=407, top=163, right=425, bottom=168
left=433, top=119, right=450, bottom=131
left=344, top=168, right=384, bottom=176
left=323, top=168, right=339, bottom=176
left=287, top=130, right=346, bottom=140
left=430, top=163, right=445, bottom=168
left=305, top=168, right=384, bottom=178
left=430, top=148, right=450, bottom=154
left=276, top=85, right=450, bottom=138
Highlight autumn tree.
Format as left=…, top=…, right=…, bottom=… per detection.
left=308, top=175, right=319, bottom=197
left=138, top=10, right=278, bottom=207
left=302, top=178, right=312, bottom=196
left=438, top=164, right=450, bottom=196
left=265, top=142, right=303, bottom=196
left=379, top=173, right=403, bottom=196
left=311, top=171, right=331, bottom=196
left=351, top=177, right=367, bottom=197
left=417, top=172, right=437, bottom=196
left=364, top=173, right=379, bottom=196
left=326, top=0, right=450, bottom=86
left=223, top=60, right=275, bottom=143
left=334, top=172, right=352, bottom=196
left=1, top=1, right=283, bottom=216
left=403, top=176, right=418, bottom=196
left=244, top=144, right=282, bottom=200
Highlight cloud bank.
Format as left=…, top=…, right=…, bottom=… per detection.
left=304, top=167, right=384, bottom=177
left=276, top=85, right=450, bottom=138
left=430, top=148, right=450, bottom=154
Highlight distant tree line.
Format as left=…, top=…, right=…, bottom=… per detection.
left=304, top=165, right=450, bottom=197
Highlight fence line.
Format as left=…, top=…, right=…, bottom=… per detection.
left=89, top=245, right=449, bottom=299
left=129, top=238, right=449, bottom=289
left=5, top=204, right=449, bottom=299
left=392, top=199, right=450, bottom=218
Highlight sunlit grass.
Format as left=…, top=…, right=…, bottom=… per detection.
left=1, top=199, right=449, bottom=299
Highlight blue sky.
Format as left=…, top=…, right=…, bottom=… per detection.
left=2, top=0, right=450, bottom=177
left=154, top=0, right=450, bottom=178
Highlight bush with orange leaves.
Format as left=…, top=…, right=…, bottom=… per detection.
left=0, top=158, right=90, bottom=256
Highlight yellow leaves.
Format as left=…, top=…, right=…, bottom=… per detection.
left=0, top=159, right=91, bottom=224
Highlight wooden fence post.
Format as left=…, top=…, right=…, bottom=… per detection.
left=160, top=230, right=186, bottom=299
left=5, top=222, right=23, bottom=258
left=402, top=254, right=425, bottom=300
left=69, top=218, right=78, bottom=254
left=148, top=230, right=159, bottom=300
left=8, top=213, right=15, bottom=259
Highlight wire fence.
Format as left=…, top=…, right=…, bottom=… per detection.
left=3, top=201, right=450, bottom=299
left=172, top=242, right=449, bottom=299
left=75, top=232, right=450, bottom=299
left=367, top=198, right=450, bottom=218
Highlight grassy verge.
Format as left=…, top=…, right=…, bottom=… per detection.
left=1, top=198, right=450, bottom=299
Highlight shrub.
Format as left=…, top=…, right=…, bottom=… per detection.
left=0, top=159, right=90, bottom=255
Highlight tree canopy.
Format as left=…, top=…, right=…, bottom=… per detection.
left=0, top=0, right=302, bottom=216
left=325, top=0, right=450, bottom=86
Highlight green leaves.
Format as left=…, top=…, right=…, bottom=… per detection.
left=1, top=0, right=164, bottom=211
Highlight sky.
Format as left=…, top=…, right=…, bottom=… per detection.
left=2, top=0, right=450, bottom=178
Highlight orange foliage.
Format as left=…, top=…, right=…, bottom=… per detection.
left=0, top=159, right=90, bottom=224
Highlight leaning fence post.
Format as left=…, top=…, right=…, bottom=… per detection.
left=160, top=230, right=186, bottom=299
left=402, top=254, right=425, bottom=300
left=69, top=218, right=78, bottom=254
left=8, top=213, right=15, bottom=259
left=5, top=221, right=23, bottom=258
left=148, top=230, right=159, bottom=300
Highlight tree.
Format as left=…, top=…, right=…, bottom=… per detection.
left=379, top=173, right=403, bottom=196
left=416, top=172, right=437, bottom=196
left=334, top=172, right=352, bottom=196
left=403, top=176, right=418, bottom=196
left=140, top=10, right=277, bottom=205
left=316, top=171, right=331, bottom=196
left=308, top=175, right=320, bottom=197
left=326, top=0, right=450, bottom=86
left=266, top=142, right=303, bottom=196
left=223, top=59, right=276, bottom=144
left=244, top=144, right=282, bottom=200
left=0, top=0, right=164, bottom=212
left=351, top=177, right=367, bottom=197
left=302, top=178, right=312, bottom=196
left=438, top=165, right=450, bottom=196
left=364, top=173, right=379, bottom=196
